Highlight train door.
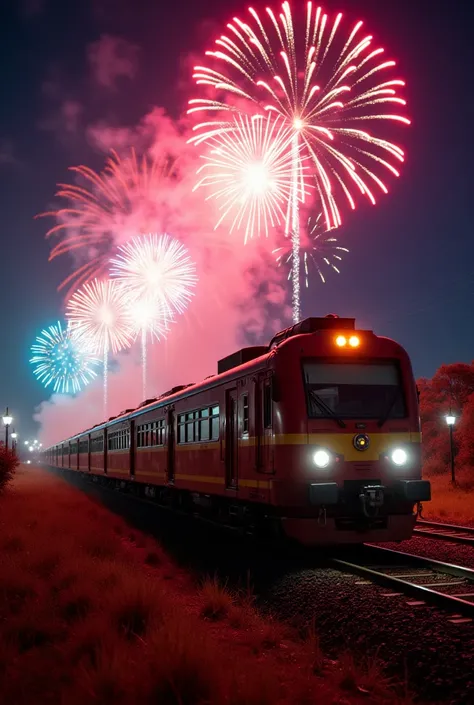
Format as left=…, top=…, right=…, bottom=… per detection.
left=104, top=428, right=108, bottom=475
left=225, top=388, right=238, bottom=488
left=129, top=420, right=135, bottom=478
left=257, top=374, right=274, bottom=473
left=167, top=408, right=175, bottom=484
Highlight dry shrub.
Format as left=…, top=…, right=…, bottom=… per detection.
left=0, top=446, right=18, bottom=494
left=73, top=641, right=135, bottom=705
left=143, top=614, right=218, bottom=705
left=82, top=532, right=121, bottom=560
left=336, top=651, right=393, bottom=697
left=32, top=551, right=62, bottom=579
left=246, top=615, right=287, bottom=654
left=200, top=575, right=235, bottom=621
left=2, top=535, right=24, bottom=553
left=228, top=604, right=259, bottom=630
left=5, top=604, right=63, bottom=654
left=109, top=573, right=166, bottom=640
left=144, top=550, right=162, bottom=567
left=0, top=559, right=37, bottom=617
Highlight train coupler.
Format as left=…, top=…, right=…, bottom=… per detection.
left=359, top=485, right=385, bottom=518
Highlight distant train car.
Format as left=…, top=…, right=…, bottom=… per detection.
left=43, top=315, right=431, bottom=546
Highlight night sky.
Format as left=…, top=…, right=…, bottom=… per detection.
left=1, top=0, right=473, bottom=440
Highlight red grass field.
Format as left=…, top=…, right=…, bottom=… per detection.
left=0, top=465, right=411, bottom=704
left=422, top=473, right=474, bottom=525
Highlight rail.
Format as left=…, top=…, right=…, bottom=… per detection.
left=413, top=519, right=474, bottom=546
left=331, top=545, right=474, bottom=618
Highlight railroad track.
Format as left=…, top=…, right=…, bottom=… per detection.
left=413, top=519, right=474, bottom=546
left=332, top=545, right=474, bottom=621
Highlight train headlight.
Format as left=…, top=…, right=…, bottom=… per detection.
left=335, top=335, right=347, bottom=347
left=391, top=448, right=408, bottom=466
left=349, top=335, right=360, bottom=348
left=313, top=449, right=331, bottom=468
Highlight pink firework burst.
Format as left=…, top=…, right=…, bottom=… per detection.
left=36, top=149, right=174, bottom=300
left=189, top=1, right=409, bottom=226
left=188, top=1, right=409, bottom=322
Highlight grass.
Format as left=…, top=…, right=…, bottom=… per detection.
left=0, top=465, right=410, bottom=705
left=422, top=472, right=474, bottom=524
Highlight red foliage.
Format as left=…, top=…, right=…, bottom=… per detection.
left=0, top=444, right=19, bottom=494
left=418, top=361, right=474, bottom=477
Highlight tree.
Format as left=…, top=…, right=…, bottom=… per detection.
left=417, top=362, right=474, bottom=477
left=431, top=363, right=474, bottom=411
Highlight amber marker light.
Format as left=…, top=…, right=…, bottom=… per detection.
left=335, top=335, right=347, bottom=347
left=349, top=335, right=360, bottom=348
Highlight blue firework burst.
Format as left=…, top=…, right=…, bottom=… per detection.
left=30, top=321, right=99, bottom=394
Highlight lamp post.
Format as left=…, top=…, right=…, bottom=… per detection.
left=11, top=431, right=17, bottom=452
left=2, top=408, right=13, bottom=450
left=445, top=413, right=456, bottom=485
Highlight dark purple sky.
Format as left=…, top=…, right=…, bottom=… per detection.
left=1, top=0, right=473, bottom=439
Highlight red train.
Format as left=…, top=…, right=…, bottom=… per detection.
left=43, top=315, right=431, bottom=546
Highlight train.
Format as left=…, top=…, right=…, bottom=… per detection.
left=43, top=315, right=431, bottom=546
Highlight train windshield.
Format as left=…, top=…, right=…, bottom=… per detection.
left=303, top=361, right=406, bottom=420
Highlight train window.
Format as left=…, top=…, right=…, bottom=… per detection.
left=137, top=419, right=165, bottom=447
left=177, top=407, right=219, bottom=443
left=242, top=394, right=249, bottom=436
left=303, top=361, right=406, bottom=420
left=91, top=436, right=103, bottom=452
left=263, top=383, right=272, bottom=428
left=199, top=409, right=210, bottom=441
left=157, top=419, right=163, bottom=444
left=211, top=406, right=220, bottom=440
left=186, top=419, right=195, bottom=442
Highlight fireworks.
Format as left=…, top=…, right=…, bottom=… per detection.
left=110, top=233, right=196, bottom=400
left=189, top=1, right=409, bottom=321
left=273, top=214, right=349, bottom=287
left=37, top=149, right=173, bottom=299
left=66, top=279, right=133, bottom=356
left=193, top=113, right=310, bottom=242
left=30, top=321, right=99, bottom=395
left=65, top=279, right=134, bottom=416
left=110, top=234, right=198, bottom=319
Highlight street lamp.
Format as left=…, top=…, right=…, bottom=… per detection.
left=11, top=431, right=17, bottom=451
left=445, top=413, right=456, bottom=485
left=2, top=408, right=13, bottom=450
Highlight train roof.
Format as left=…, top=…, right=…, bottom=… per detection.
left=46, top=314, right=376, bottom=448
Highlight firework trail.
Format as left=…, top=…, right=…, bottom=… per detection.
left=36, top=149, right=174, bottom=300
left=110, top=233, right=197, bottom=399
left=65, top=279, right=134, bottom=417
left=193, top=112, right=310, bottom=242
left=128, top=297, right=171, bottom=401
left=189, top=1, right=410, bottom=321
left=273, top=213, right=348, bottom=287
left=30, top=321, right=99, bottom=395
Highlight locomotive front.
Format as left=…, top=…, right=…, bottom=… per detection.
left=270, top=316, right=431, bottom=546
